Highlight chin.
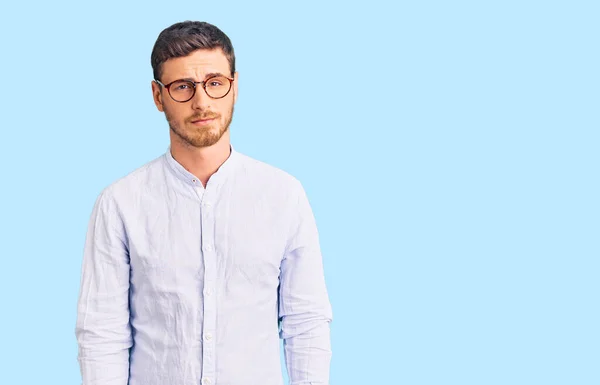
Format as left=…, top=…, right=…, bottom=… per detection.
left=191, top=133, right=225, bottom=148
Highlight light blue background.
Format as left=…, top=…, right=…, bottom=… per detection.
left=0, top=1, right=598, bottom=384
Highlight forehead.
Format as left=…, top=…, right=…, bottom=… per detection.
left=161, top=48, right=230, bottom=82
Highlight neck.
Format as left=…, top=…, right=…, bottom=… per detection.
left=169, top=131, right=232, bottom=187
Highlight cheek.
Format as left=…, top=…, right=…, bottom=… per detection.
left=164, top=103, right=189, bottom=122
left=219, top=100, right=234, bottom=117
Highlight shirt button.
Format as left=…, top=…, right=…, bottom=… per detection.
left=204, top=288, right=213, bottom=296
left=203, top=201, right=212, bottom=207
left=204, top=245, right=213, bottom=251
left=205, top=333, right=213, bottom=341
left=202, top=378, right=211, bottom=385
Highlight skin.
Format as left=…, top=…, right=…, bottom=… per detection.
left=151, top=48, right=238, bottom=187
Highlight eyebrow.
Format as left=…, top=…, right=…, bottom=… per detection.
left=177, top=73, right=228, bottom=83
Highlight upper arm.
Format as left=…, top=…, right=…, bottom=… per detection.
left=278, top=180, right=332, bottom=336
left=76, top=189, right=132, bottom=353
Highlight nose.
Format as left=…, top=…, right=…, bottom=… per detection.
left=190, top=85, right=211, bottom=110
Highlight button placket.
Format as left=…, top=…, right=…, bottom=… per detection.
left=200, top=184, right=217, bottom=383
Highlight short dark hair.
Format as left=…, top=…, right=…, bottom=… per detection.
left=151, top=21, right=236, bottom=81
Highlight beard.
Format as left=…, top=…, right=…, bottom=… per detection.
left=165, top=103, right=234, bottom=148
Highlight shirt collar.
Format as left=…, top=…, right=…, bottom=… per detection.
left=164, top=143, right=239, bottom=187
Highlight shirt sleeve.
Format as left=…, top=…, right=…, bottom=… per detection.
left=278, top=180, right=333, bottom=385
left=75, top=190, right=132, bottom=385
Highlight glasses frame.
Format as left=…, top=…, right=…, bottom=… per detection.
left=154, top=75, right=235, bottom=102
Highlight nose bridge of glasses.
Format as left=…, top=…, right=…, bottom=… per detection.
left=196, top=80, right=210, bottom=94
left=190, top=80, right=212, bottom=103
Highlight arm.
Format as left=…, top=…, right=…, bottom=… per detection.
left=75, top=190, right=132, bottom=385
left=279, top=181, right=333, bottom=385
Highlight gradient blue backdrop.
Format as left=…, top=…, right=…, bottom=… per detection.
left=0, top=1, right=598, bottom=384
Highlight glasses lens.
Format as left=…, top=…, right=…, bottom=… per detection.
left=205, top=76, right=231, bottom=98
left=169, top=80, right=195, bottom=102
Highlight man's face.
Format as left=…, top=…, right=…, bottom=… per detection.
left=152, top=48, right=238, bottom=148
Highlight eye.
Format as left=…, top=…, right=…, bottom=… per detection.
left=174, top=83, right=191, bottom=90
left=169, top=80, right=194, bottom=92
left=206, top=76, right=229, bottom=87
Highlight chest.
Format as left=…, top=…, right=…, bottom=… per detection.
left=124, top=191, right=290, bottom=286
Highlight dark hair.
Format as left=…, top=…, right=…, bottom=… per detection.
left=151, top=21, right=236, bottom=81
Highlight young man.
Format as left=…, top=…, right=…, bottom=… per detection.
left=75, top=21, right=333, bottom=385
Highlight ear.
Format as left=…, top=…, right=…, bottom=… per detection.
left=233, top=71, right=239, bottom=104
left=151, top=81, right=164, bottom=112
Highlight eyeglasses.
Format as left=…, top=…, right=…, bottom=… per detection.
left=154, top=75, right=235, bottom=102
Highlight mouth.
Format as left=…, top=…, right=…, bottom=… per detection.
left=191, top=117, right=216, bottom=126
left=190, top=117, right=217, bottom=126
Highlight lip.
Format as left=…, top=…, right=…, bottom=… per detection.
left=191, top=118, right=216, bottom=125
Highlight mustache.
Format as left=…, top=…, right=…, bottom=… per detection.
left=187, top=113, right=219, bottom=122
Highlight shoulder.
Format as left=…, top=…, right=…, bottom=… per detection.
left=93, top=153, right=166, bottom=208
left=235, top=151, right=304, bottom=194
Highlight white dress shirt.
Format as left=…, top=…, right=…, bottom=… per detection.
left=75, top=145, right=333, bottom=385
